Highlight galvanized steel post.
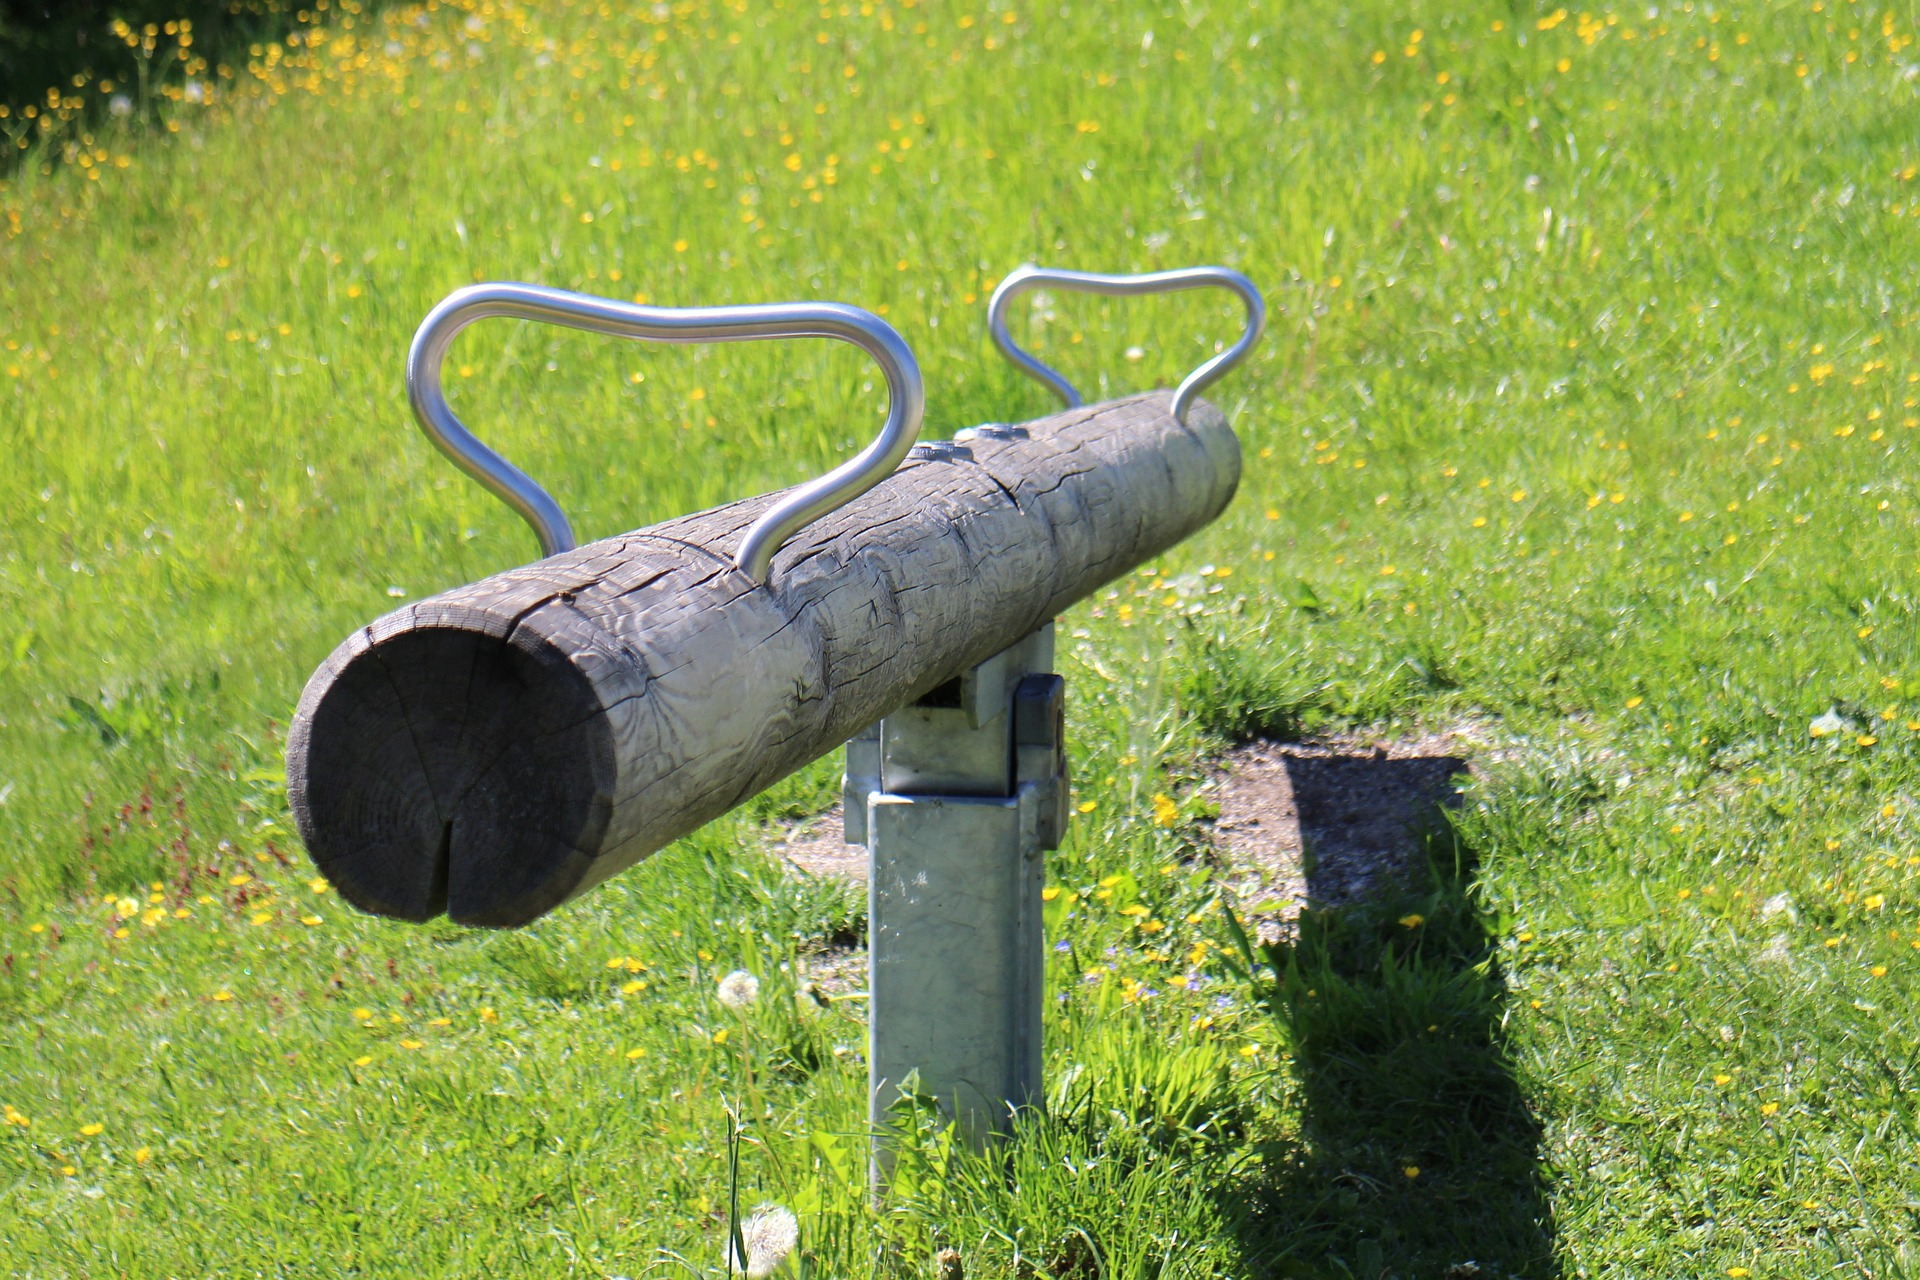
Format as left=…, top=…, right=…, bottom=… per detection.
left=845, top=625, right=1067, bottom=1161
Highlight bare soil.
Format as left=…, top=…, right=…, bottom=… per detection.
left=762, top=725, right=1479, bottom=955
left=768, top=806, right=868, bottom=996
left=772, top=804, right=864, bottom=881
left=1205, top=729, right=1476, bottom=941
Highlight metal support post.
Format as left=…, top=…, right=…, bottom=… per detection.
left=844, top=624, right=1068, bottom=1158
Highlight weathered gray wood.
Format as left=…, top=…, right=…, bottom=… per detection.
left=287, top=392, right=1240, bottom=927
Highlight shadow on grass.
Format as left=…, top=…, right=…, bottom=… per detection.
left=1223, top=755, right=1558, bottom=1279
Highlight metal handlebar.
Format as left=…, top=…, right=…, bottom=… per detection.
left=406, top=282, right=924, bottom=583
left=985, top=265, right=1265, bottom=423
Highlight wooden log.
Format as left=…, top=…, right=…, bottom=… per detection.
left=287, top=392, right=1240, bottom=928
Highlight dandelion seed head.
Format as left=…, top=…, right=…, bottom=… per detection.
left=717, top=969, right=760, bottom=1009
left=726, top=1202, right=798, bottom=1277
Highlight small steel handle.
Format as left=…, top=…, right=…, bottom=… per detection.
left=985, top=264, right=1265, bottom=423
left=406, top=282, right=924, bottom=583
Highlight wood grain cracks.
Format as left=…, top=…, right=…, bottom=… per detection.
left=287, top=392, right=1240, bottom=928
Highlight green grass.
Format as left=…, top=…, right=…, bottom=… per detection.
left=3, top=0, right=1920, bottom=1273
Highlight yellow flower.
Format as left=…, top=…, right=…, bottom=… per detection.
left=134, top=1147, right=152, bottom=1165
left=352, top=1055, right=372, bottom=1067
left=79, top=1123, right=103, bottom=1137
left=712, top=1028, right=729, bottom=1045
left=400, top=1039, right=423, bottom=1050
left=308, top=877, right=330, bottom=894
left=1713, top=1074, right=1732, bottom=1085
left=1865, top=894, right=1885, bottom=910
left=1625, top=696, right=1643, bottom=709
left=621, top=979, right=646, bottom=995
left=1760, top=1101, right=1780, bottom=1116
left=1076, top=800, right=1097, bottom=814
left=1398, top=914, right=1425, bottom=929
left=625, top=1047, right=646, bottom=1060
left=1151, top=793, right=1179, bottom=827
left=1728, top=1270, right=1751, bottom=1278
left=1403, top=1165, right=1420, bottom=1179
left=212, top=990, right=233, bottom=1002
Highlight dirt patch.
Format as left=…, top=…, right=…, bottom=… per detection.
left=772, top=804, right=866, bottom=882
left=763, top=727, right=1479, bottom=949
left=1207, top=729, right=1476, bottom=940
left=796, top=945, right=868, bottom=999
left=768, top=808, right=868, bottom=999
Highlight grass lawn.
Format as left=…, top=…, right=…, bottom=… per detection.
left=3, top=0, right=1920, bottom=1274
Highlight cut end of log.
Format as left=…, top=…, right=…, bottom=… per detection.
left=286, top=622, right=617, bottom=928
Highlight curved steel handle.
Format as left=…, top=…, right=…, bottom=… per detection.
left=986, top=264, right=1265, bottom=423
left=406, top=282, right=924, bottom=583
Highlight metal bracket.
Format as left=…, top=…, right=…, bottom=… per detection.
left=846, top=624, right=1067, bottom=1155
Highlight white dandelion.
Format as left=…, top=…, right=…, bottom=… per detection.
left=716, top=969, right=760, bottom=1010
left=725, top=1202, right=798, bottom=1278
